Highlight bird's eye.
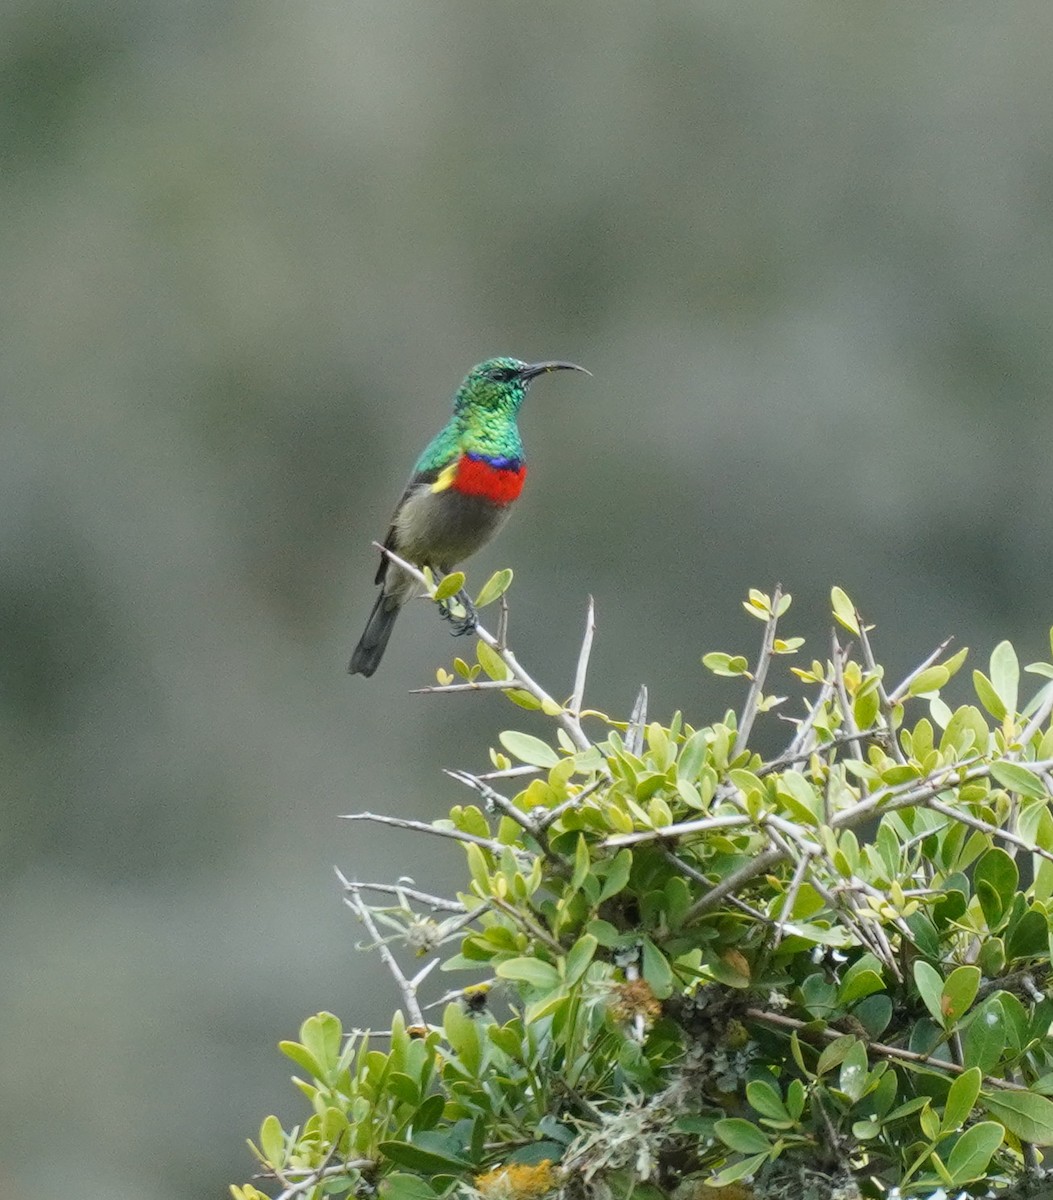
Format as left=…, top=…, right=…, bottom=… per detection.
left=487, top=366, right=516, bottom=383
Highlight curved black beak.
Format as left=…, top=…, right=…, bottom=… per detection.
left=519, top=360, right=591, bottom=382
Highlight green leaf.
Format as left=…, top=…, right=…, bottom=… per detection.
left=474, top=568, right=513, bottom=608
left=1007, top=908, right=1049, bottom=959
left=946, top=1121, right=1004, bottom=1185
left=495, top=957, right=560, bottom=991
left=837, top=1040, right=869, bottom=1104
left=963, top=998, right=1007, bottom=1073
left=974, top=848, right=1018, bottom=928
left=433, top=572, right=465, bottom=602
left=379, top=1138, right=472, bottom=1174
left=641, top=938, right=674, bottom=998
left=940, top=705, right=991, bottom=756
left=831, top=586, right=860, bottom=635
left=778, top=770, right=822, bottom=823
left=713, top=1118, right=771, bottom=1155
left=914, top=960, right=947, bottom=1027
left=746, top=1079, right=789, bottom=1122
left=886, top=1096, right=932, bottom=1122
left=852, top=995, right=893, bottom=1039
left=707, top=1153, right=769, bottom=1187
left=973, top=671, right=1007, bottom=721
left=839, top=969, right=884, bottom=1006
left=596, top=849, right=632, bottom=903
left=498, top=731, right=559, bottom=768
left=908, top=665, right=950, bottom=696
left=989, top=640, right=1020, bottom=716
left=817, top=1034, right=857, bottom=1077
left=413, top=1093, right=445, bottom=1131
left=943, top=1067, right=982, bottom=1133
left=380, top=1174, right=442, bottom=1200
left=677, top=730, right=708, bottom=782
left=981, top=1089, right=1053, bottom=1145
left=854, top=687, right=880, bottom=731
left=941, top=965, right=981, bottom=1025
left=990, top=761, right=1047, bottom=800
left=563, top=934, right=597, bottom=985
left=279, top=1040, right=324, bottom=1080
left=442, top=1003, right=481, bottom=1074
left=476, top=641, right=510, bottom=682
left=386, top=1072, right=422, bottom=1107
left=258, top=1115, right=285, bottom=1167
left=701, top=652, right=750, bottom=677
left=299, top=1012, right=342, bottom=1077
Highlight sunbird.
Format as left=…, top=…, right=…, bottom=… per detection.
left=349, top=356, right=589, bottom=676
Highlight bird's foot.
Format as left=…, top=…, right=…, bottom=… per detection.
left=443, top=590, right=478, bottom=636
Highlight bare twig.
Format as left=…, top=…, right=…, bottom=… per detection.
left=270, top=1160, right=373, bottom=1200
left=496, top=590, right=510, bottom=648
left=737, top=585, right=782, bottom=748
left=341, top=811, right=515, bottom=856
left=334, top=870, right=467, bottom=913
left=410, top=678, right=514, bottom=695
left=603, top=813, right=749, bottom=849
left=476, top=764, right=540, bottom=781
left=569, top=595, right=597, bottom=732
left=625, top=685, right=648, bottom=756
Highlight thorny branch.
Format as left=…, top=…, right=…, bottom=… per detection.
left=744, top=1008, right=1029, bottom=1092
left=268, top=1160, right=373, bottom=1200
left=340, top=810, right=517, bottom=856
left=342, top=884, right=435, bottom=1027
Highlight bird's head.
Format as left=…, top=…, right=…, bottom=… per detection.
left=454, top=357, right=590, bottom=415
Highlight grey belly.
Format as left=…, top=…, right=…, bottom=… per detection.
left=394, top=485, right=512, bottom=571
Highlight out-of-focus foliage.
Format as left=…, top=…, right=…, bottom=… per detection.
left=237, top=586, right=1053, bottom=1199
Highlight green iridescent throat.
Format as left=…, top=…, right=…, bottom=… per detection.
left=414, top=358, right=527, bottom=474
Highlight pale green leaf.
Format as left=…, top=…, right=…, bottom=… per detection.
left=831, top=586, right=860, bottom=634
left=989, top=640, right=1019, bottom=716
left=990, top=761, right=1047, bottom=800
left=499, top=731, right=559, bottom=767
left=433, top=571, right=465, bottom=602
left=474, top=568, right=514, bottom=608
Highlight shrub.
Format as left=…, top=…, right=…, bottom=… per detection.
left=233, top=568, right=1053, bottom=1200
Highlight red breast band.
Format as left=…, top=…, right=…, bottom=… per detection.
left=453, top=454, right=527, bottom=504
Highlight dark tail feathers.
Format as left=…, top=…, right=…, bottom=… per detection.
left=349, top=592, right=401, bottom=676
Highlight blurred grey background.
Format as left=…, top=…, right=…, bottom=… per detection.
left=4, top=2, right=1053, bottom=1196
